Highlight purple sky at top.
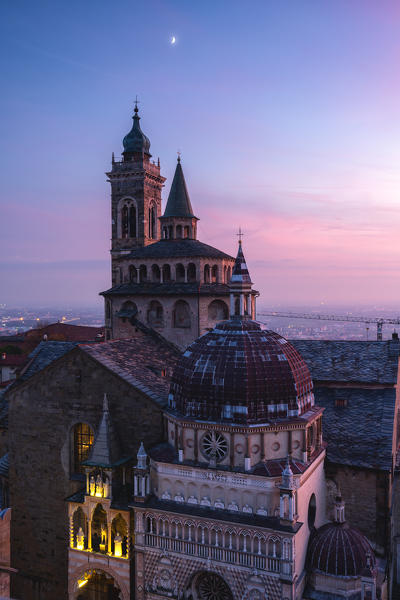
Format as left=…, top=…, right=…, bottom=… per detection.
left=1, top=1, right=400, bottom=308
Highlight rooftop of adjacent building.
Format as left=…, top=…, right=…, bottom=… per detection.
left=3, top=316, right=399, bottom=471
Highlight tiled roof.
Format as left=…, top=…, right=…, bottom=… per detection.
left=0, top=355, right=27, bottom=367
left=291, top=339, right=399, bottom=384
left=81, top=337, right=181, bottom=407
left=83, top=395, right=129, bottom=468
left=0, top=454, right=9, bottom=478
left=315, top=386, right=396, bottom=470
left=16, top=341, right=78, bottom=384
left=25, top=322, right=104, bottom=342
left=118, top=239, right=233, bottom=260
left=162, top=158, right=196, bottom=218
left=101, top=282, right=231, bottom=297
left=231, top=241, right=252, bottom=285
left=307, top=520, right=375, bottom=576
left=169, top=320, right=314, bottom=424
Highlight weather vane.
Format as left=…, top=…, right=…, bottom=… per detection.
left=134, top=95, right=140, bottom=111
left=236, top=227, right=244, bottom=243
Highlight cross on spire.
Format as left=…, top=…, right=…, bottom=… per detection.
left=177, top=149, right=181, bottom=162
left=134, top=95, right=140, bottom=113
left=236, top=227, right=244, bottom=244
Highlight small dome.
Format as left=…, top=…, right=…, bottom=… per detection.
left=168, top=319, right=314, bottom=424
left=123, top=106, right=151, bottom=156
left=307, top=521, right=376, bottom=577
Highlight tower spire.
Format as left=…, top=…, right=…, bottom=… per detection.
left=159, top=156, right=199, bottom=240
left=229, top=235, right=255, bottom=320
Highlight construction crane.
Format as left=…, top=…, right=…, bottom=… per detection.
left=257, top=311, right=400, bottom=341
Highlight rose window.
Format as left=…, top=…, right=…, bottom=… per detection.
left=201, top=431, right=228, bottom=462
left=196, top=572, right=233, bottom=600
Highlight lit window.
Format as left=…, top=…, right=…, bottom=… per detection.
left=73, top=423, right=94, bottom=475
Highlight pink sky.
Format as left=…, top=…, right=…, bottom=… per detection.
left=1, top=2, right=400, bottom=308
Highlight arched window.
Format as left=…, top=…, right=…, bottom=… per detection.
left=223, top=265, right=227, bottom=283
left=72, top=507, right=87, bottom=549
left=235, top=297, right=240, bottom=315
left=176, top=263, right=185, bottom=283
left=187, top=263, right=196, bottom=282
left=147, top=301, right=164, bottom=327
left=151, top=264, right=161, bottom=282
left=121, top=205, right=129, bottom=238
left=227, top=266, right=232, bottom=282
left=211, top=265, right=218, bottom=283
left=184, top=226, right=190, bottom=238
left=173, top=300, right=191, bottom=328
left=204, top=264, right=210, bottom=283
left=111, top=514, right=128, bottom=557
left=148, top=205, right=156, bottom=239
left=129, top=265, right=138, bottom=283
left=129, top=205, right=137, bottom=238
left=139, top=265, right=147, bottom=282
left=162, top=264, right=171, bottom=282
left=208, top=300, right=229, bottom=321
left=176, top=225, right=182, bottom=238
left=168, top=225, right=173, bottom=239
left=72, top=423, right=94, bottom=475
left=162, top=227, right=168, bottom=239
left=308, top=493, right=316, bottom=529
left=91, top=504, right=107, bottom=554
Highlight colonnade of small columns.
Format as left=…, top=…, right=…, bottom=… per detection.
left=69, top=505, right=130, bottom=560
left=124, top=262, right=233, bottom=285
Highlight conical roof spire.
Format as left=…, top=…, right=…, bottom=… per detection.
left=163, top=157, right=196, bottom=218
left=122, top=103, right=151, bottom=157
left=83, top=394, right=126, bottom=468
left=230, top=236, right=252, bottom=286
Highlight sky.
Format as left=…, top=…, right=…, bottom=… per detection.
left=1, top=0, right=400, bottom=308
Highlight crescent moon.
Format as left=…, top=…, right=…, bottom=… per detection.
left=171, top=36, right=176, bottom=45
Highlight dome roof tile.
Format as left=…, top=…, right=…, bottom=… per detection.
left=168, top=319, right=314, bottom=424
left=307, top=521, right=376, bottom=577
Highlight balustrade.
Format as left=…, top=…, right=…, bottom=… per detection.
left=144, top=532, right=290, bottom=575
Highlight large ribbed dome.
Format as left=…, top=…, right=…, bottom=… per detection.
left=168, top=319, right=314, bottom=424
left=307, top=521, right=376, bottom=577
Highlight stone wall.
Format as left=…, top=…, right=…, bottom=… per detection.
left=7, top=348, right=165, bottom=600
left=325, top=463, right=390, bottom=554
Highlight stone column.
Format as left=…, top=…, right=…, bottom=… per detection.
left=239, top=294, right=244, bottom=316
left=230, top=294, right=235, bottom=317
left=260, top=433, right=265, bottom=460
left=69, top=513, right=74, bottom=548
left=194, top=428, right=198, bottom=462
left=87, top=518, right=92, bottom=551
left=107, top=521, right=112, bottom=554
left=230, top=432, right=235, bottom=468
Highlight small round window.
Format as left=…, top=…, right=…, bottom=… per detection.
left=201, top=431, right=228, bottom=462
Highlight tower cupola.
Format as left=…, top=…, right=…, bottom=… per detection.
left=160, top=156, right=199, bottom=240
left=122, top=104, right=151, bottom=160
left=229, top=238, right=255, bottom=319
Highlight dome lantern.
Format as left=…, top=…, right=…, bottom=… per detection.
left=122, top=103, right=151, bottom=160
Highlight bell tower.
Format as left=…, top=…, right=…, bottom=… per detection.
left=106, top=103, right=166, bottom=285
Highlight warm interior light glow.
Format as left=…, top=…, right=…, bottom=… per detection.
left=78, top=578, right=88, bottom=588
left=114, top=538, right=122, bottom=557
left=77, top=540, right=84, bottom=551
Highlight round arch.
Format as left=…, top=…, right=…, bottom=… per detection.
left=117, top=197, right=138, bottom=240
left=184, top=571, right=233, bottom=600
left=70, top=566, right=129, bottom=600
